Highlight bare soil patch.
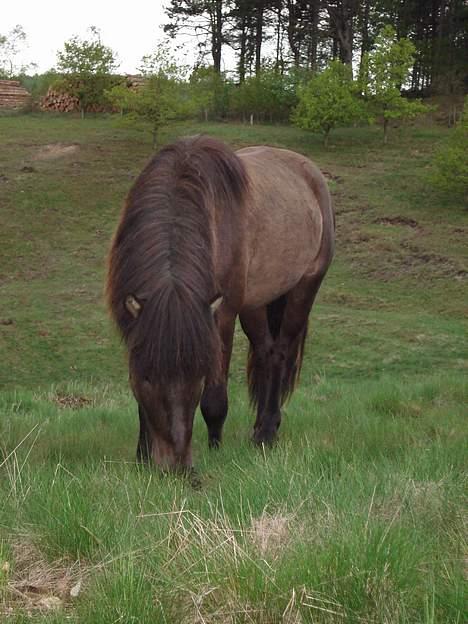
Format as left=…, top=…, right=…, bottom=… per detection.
left=33, top=144, right=79, bottom=161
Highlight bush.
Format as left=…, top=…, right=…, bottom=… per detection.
left=430, top=98, right=468, bottom=198
left=232, top=68, right=298, bottom=123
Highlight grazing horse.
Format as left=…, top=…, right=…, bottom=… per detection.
left=107, top=136, right=334, bottom=469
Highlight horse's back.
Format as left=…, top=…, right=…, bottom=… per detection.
left=236, top=146, right=334, bottom=308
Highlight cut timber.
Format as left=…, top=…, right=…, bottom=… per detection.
left=0, top=80, right=31, bottom=109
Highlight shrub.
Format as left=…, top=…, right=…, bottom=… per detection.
left=430, top=98, right=468, bottom=198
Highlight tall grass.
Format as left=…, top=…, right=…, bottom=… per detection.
left=0, top=115, right=466, bottom=621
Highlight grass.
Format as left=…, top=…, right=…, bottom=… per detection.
left=0, top=113, right=466, bottom=622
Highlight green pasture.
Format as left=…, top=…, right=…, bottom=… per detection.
left=0, top=114, right=466, bottom=622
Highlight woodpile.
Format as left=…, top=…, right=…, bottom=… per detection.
left=0, top=80, right=31, bottom=109
left=126, top=75, right=146, bottom=90
left=40, top=87, right=120, bottom=113
left=40, top=89, right=80, bottom=112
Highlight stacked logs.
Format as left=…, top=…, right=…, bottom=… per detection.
left=40, top=86, right=125, bottom=113
left=0, top=80, right=31, bottom=109
left=40, top=89, right=80, bottom=112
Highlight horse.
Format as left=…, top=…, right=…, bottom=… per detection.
left=106, top=136, right=335, bottom=470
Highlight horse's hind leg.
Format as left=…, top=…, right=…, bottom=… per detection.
left=239, top=306, right=275, bottom=439
left=200, top=307, right=236, bottom=448
left=243, top=275, right=325, bottom=445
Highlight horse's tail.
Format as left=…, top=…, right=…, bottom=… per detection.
left=279, top=320, right=308, bottom=404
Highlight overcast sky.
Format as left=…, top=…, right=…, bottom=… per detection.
left=3, top=0, right=191, bottom=74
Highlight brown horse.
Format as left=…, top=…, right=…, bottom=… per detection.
left=107, top=136, right=334, bottom=469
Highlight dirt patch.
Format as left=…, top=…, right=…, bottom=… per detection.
left=33, top=144, right=79, bottom=161
left=53, top=393, right=93, bottom=409
left=374, top=216, right=420, bottom=229
left=341, top=232, right=467, bottom=282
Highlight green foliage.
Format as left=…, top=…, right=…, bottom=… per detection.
left=56, top=27, right=119, bottom=115
left=232, top=67, right=298, bottom=123
left=292, top=60, right=366, bottom=146
left=107, top=48, right=191, bottom=147
left=361, top=26, right=431, bottom=142
left=430, top=98, right=468, bottom=198
left=18, top=71, right=61, bottom=101
left=189, top=66, right=231, bottom=120
left=56, top=27, right=118, bottom=75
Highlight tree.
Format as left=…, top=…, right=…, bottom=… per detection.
left=164, top=1, right=230, bottom=74
left=189, top=65, right=230, bottom=120
left=0, top=25, right=36, bottom=78
left=56, top=27, right=119, bottom=117
left=361, top=25, right=430, bottom=143
left=292, top=59, right=365, bottom=146
left=326, top=0, right=360, bottom=67
left=286, top=1, right=323, bottom=71
left=107, top=49, right=190, bottom=148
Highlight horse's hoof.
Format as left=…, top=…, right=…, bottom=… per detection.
left=208, top=436, right=221, bottom=450
left=251, top=428, right=278, bottom=447
left=189, top=469, right=203, bottom=490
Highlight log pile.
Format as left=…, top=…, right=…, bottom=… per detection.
left=126, top=75, right=146, bottom=90
left=40, top=89, right=80, bottom=112
left=40, top=88, right=120, bottom=113
left=0, top=80, right=31, bottom=109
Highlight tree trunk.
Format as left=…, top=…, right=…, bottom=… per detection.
left=255, top=4, right=264, bottom=76
left=211, top=0, right=223, bottom=73
left=359, top=0, right=371, bottom=77
left=308, top=2, right=320, bottom=73
left=238, top=15, right=247, bottom=83
left=327, top=2, right=357, bottom=69
left=275, top=0, right=282, bottom=71
left=383, top=118, right=389, bottom=144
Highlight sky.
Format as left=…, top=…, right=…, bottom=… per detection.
left=2, top=0, right=193, bottom=75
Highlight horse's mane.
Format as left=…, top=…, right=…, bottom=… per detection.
left=106, top=136, right=249, bottom=381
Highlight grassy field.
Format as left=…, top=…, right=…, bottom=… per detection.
left=0, top=114, right=466, bottom=623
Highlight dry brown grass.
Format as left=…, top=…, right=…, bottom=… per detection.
left=1, top=539, right=84, bottom=617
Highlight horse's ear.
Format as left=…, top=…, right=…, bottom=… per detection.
left=210, top=296, right=223, bottom=314
left=125, top=295, right=142, bottom=319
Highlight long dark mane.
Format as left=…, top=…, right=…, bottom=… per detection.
left=106, top=136, right=249, bottom=382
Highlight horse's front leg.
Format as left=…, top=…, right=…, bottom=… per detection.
left=200, top=306, right=236, bottom=448
left=136, top=404, right=152, bottom=463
